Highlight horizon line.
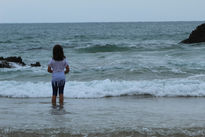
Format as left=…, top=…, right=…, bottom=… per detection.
left=0, top=20, right=204, bottom=24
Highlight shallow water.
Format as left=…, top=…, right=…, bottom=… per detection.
left=0, top=97, right=205, bottom=136
left=1, top=22, right=205, bottom=136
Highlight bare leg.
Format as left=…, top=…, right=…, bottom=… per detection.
left=52, top=95, right=57, bottom=107
left=59, top=94, right=64, bottom=107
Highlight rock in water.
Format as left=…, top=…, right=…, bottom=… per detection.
left=0, top=61, right=11, bottom=68
left=181, top=23, right=205, bottom=44
left=7, top=56, right=26, bottom=66
left=4, top=56, right=26, bottom=66
left=0, top=56, right=26, bottom=68
left=30, top=62, right=41, bottom=67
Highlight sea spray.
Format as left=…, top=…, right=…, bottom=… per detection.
left=0, top=77, right=205, bottom=98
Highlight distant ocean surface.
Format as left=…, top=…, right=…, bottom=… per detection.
left=0, top=21, right=205, bottom=98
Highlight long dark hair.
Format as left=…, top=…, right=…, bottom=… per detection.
left=53, top=44, right=65, bottom=61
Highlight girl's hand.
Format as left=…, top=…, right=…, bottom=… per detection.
left=47, top=66, right=53, bottom=73
left=64, top=65, right=70, bottom=74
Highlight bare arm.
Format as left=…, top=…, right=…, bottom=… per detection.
left=64, top=65, right=70, bottom=74
left=47, top=66, right=53, bottom=73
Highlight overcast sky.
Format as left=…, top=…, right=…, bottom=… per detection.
left=0, top=0, right=205, bottom=23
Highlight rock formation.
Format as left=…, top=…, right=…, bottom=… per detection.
left=0, top=60, right=11, bottom=68
left=181, top=23, right=205, bottom=44
left=0, top=56, right=41, bottom=68
left=0, top=56, right=26, bottom=66
left=30, top=62, right=41, bottom=67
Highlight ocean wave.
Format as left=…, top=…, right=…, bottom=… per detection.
left=0, top=37, right=34, bottom=44
left=0, top=40, right=13, bottom=44
left=1, top=77, right=205, bottom=98
left=26, top=47, right=47, bottom=51
left=74, top=40, right=181, bottom=53
left=76, top=44, right=132, bottom=53
left=0, top=63, right=46, bottom=75
left=1, top=127, right=205, bottom=137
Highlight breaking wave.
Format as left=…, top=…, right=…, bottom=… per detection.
left=76, top=44, right=132, bottom=53
left=1, top=77, right=205, bottom=98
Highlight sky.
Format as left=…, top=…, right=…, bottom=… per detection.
left=0, top=0, right=205, bottom=23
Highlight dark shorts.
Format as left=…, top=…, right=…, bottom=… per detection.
left=52, top=80, right=65, bottom=96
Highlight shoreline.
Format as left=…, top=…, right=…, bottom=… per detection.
left=0, top=97, right=205, bottom=136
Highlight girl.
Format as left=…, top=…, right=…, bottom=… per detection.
left=48, top=44, right=69, bottom=108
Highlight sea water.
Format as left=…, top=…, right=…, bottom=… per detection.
left=1, top=22, right=205, bottom=98
left=0, top=22, right=205, bottom=136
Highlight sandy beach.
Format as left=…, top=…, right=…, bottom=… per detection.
left=0, top=96, right=205, bottom=137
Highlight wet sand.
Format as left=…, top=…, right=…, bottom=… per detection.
left=0, top=96, right=205, bottom=136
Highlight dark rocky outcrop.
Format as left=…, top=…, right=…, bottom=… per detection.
left=30, top=62, right=41, bottom=67
left=181, top=23, right=205, bottom=44
left=0, top=56, right=41, bottom=68
left=0, top=61, right=11, bottom=68
left=0, top=56, right=43, bottom=68
left=0, top=56, right=26, bottom=66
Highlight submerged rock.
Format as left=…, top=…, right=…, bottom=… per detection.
left=0, top=56, right=26, bottom=66
left=0, top=61, right=11, bottom=68
left=181, top=23, right=205, bottom=44
left=30, top=62, right=41, bottom=67
left=0, top=56, right=41, bottom=68
left=0, top=56, right=26, bottom=68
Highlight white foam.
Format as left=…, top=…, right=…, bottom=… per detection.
left=1, top=77, right=205, bottom=98
left=0, top=63, right=46, bottom=73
